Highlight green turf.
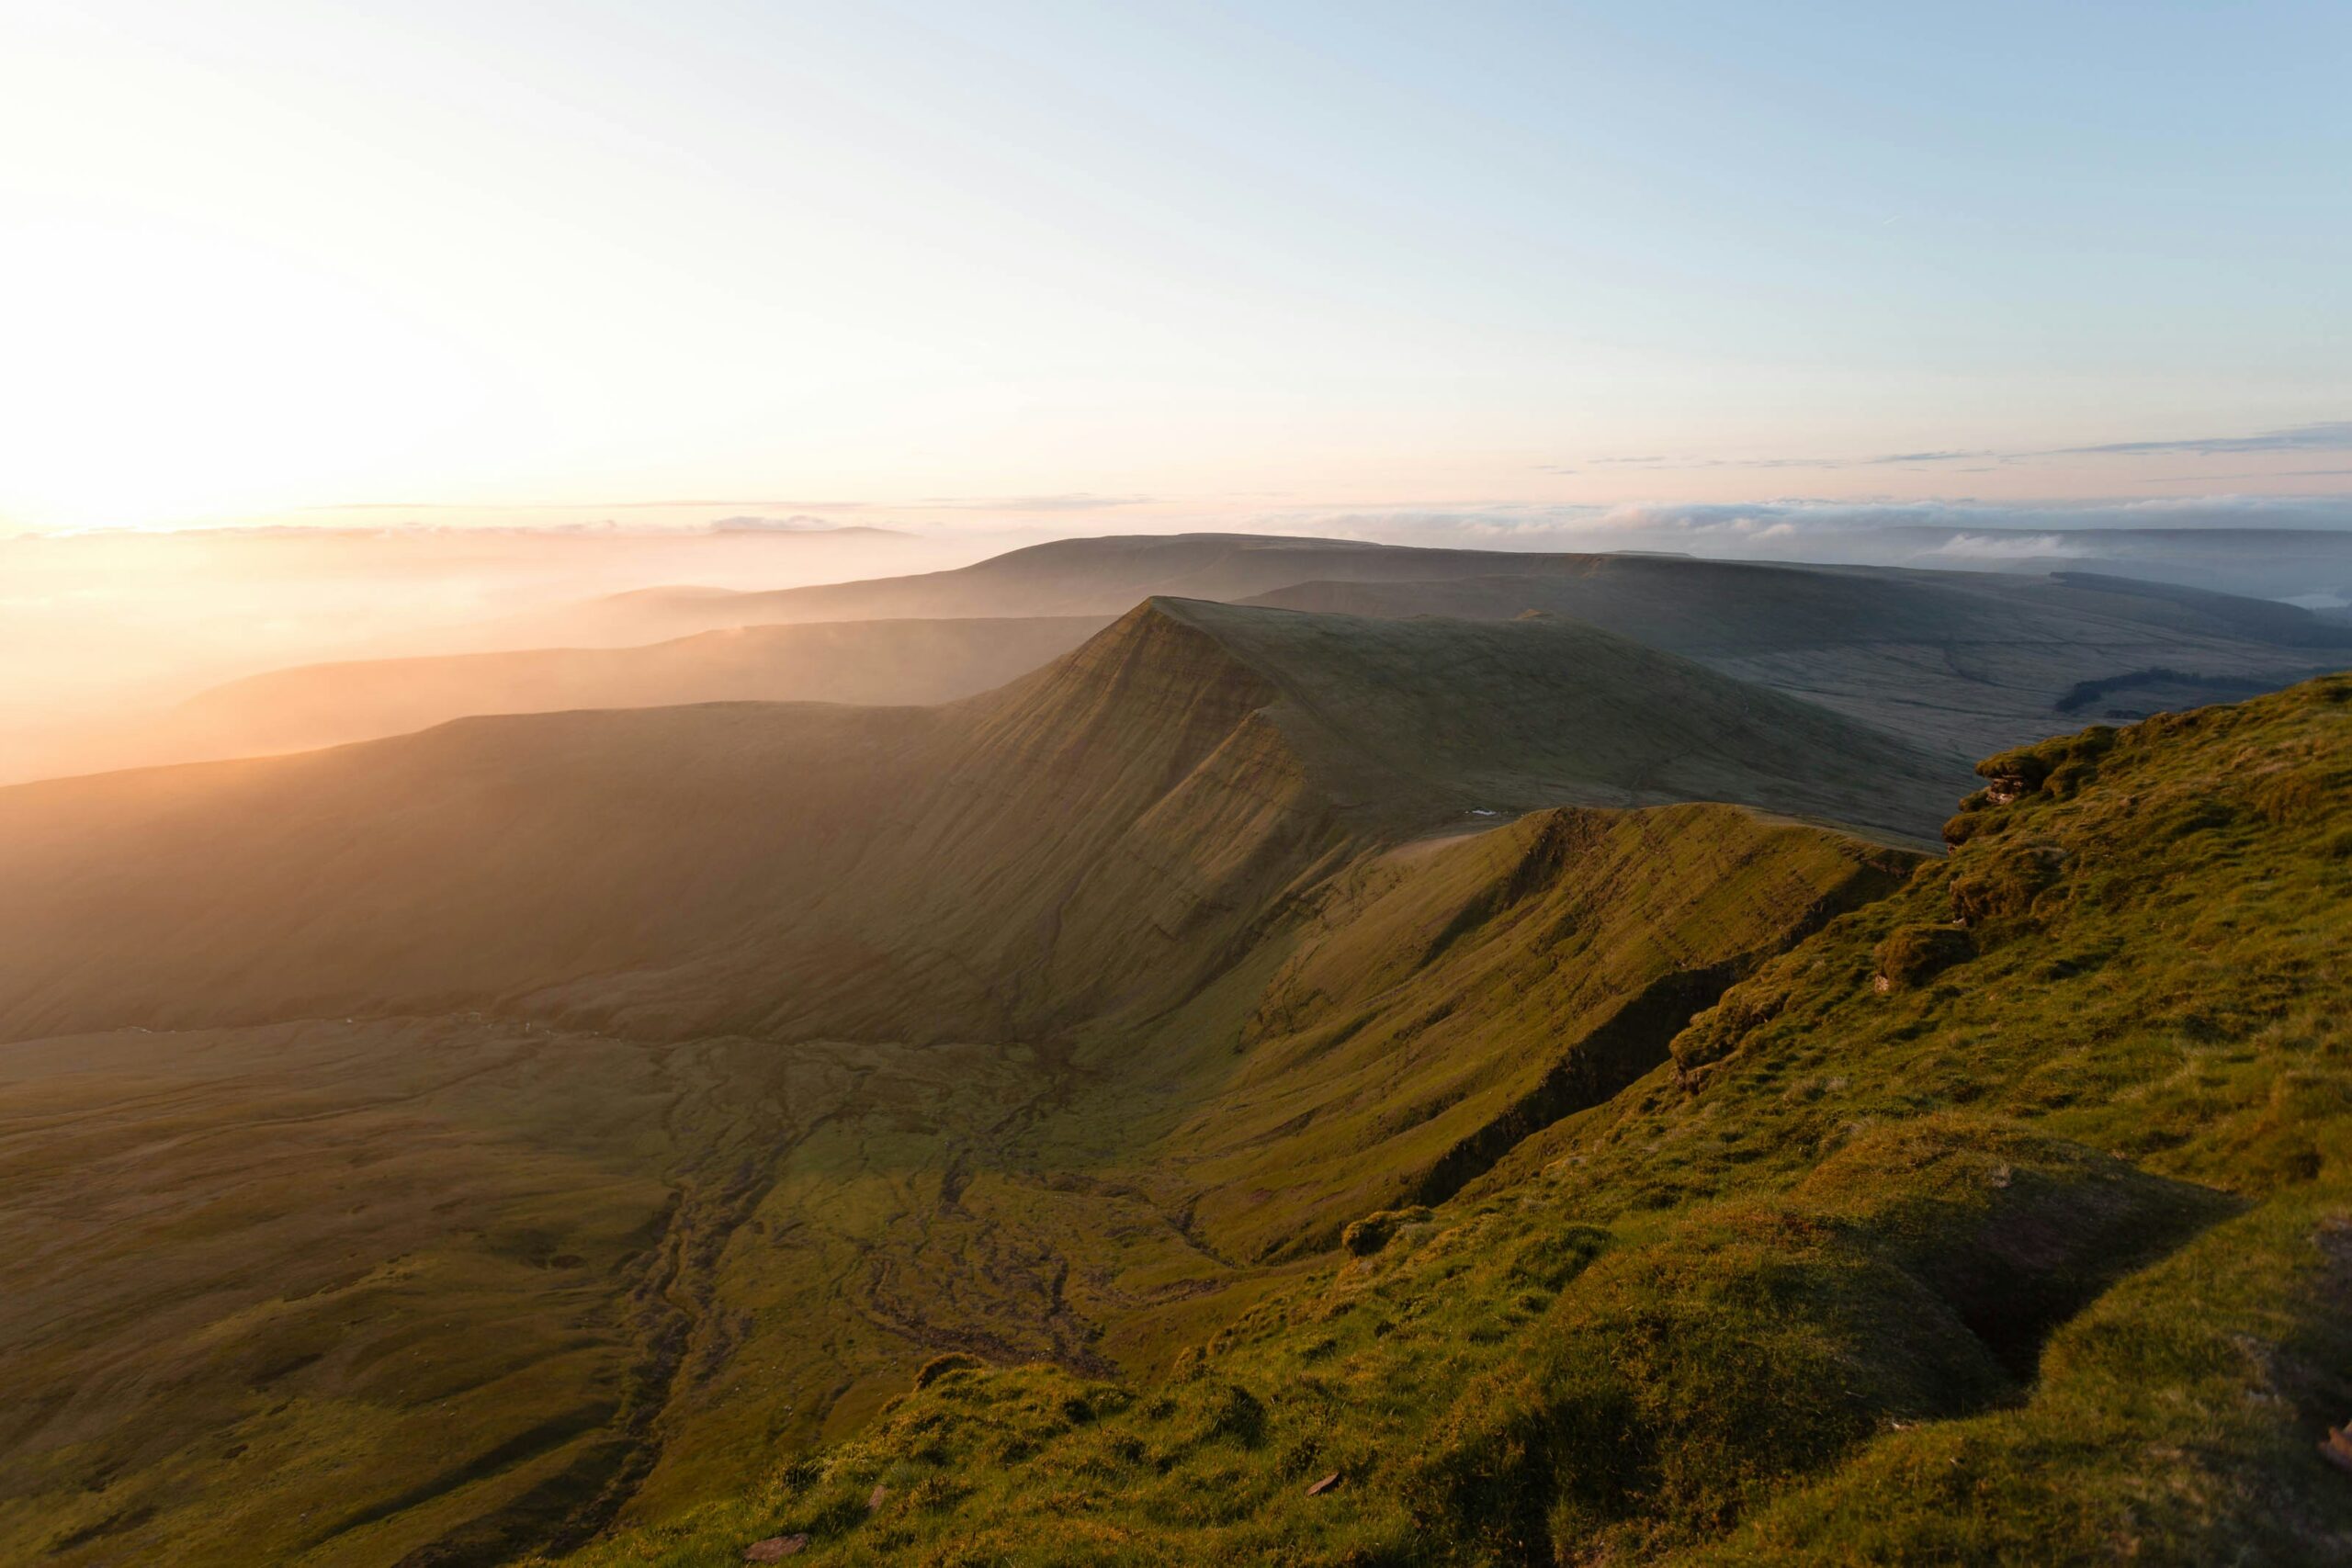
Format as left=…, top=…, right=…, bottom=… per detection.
left=3, top=604, right=2345, bottom=1564
left=548, top=674, right=2352, bottom=1565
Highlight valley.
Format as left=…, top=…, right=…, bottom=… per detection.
left=2, top=536, right=2347, bottom=1564
left=16, top=6, right=2347, bottom=1561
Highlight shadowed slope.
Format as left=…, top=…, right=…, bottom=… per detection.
left=0, top=600, right=1953, bottom=1046
left=0, top=596, right=1960, bottom=1565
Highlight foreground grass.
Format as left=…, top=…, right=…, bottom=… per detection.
left=563, top=675, right=2352, bottom=1565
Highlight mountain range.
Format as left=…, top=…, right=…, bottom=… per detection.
left=2, top=533, right=2347, bottom=1566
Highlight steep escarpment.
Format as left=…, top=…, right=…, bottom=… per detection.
left=1138, top=803, right=1917, bottom=1262
left=0, top=604, right=1327, bottom=1045
left=567, top=675, right=2352, bottom=1567
left=0, top=599, right=1950, bottom=1045
left=682, top=601, right=1346, bottom=1043
left=0, top=595, right=1991, bottom=1568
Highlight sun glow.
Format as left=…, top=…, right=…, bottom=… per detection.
left=2, top=2, right=2345, bottom=534
left=0, top=216, right=495, bottom=531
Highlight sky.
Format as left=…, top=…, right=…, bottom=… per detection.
left=2, top=0, right=2348, bottom=533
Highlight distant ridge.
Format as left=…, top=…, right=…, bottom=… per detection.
left=30, top=615, right=1109, bottom=777
left=465, top=532, right=2347, bottom=762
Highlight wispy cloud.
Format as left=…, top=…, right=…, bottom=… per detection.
left=914, top=492, right=1153, bottom=513
left=2043, top=420, right=2352, bottom=458
left=1581, top=450, right=1989, bottom=471
left=707, top=514, right=876, bottom=533
left=300, top=498, right=878, bottom=512
left=1584, top=455, right=1822, bottom=470
left=1569, top=420, right=2349, bottom=474
left=2138, top=467, right=2352, bottom=484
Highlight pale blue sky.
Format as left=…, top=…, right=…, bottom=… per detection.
left=2, top=0, right=2346, bottom=528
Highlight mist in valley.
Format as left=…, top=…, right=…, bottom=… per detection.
left=0, top=521, right=989, bottom=782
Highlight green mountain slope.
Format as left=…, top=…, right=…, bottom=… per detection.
left=555, top=673, right=2352, bottom=1567
left=0, top=600, right=1955, bottom=1046
left=0, top=600, right=1955, bottom=1565
left=5, top=596, right=2342, bottom=1567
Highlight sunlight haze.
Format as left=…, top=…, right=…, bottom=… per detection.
left=7, top=8, right=2352, bottom=1565
left=5, top=0, right=2347, bottom=532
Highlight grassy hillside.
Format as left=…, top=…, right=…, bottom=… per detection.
left=0, top=600, right=1954, bottom=1046
left=6, top=591, right=2342, bottom=1566
left=0, top=806, right=1892, bottom=1568
left=0, top=1021, right=808, bottom=1565
left=0, top=599, right=1962, bottom=1565
left=551, top=673, right=2352, bottom=1566
left=24, top=616, right=1107, bottom=781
